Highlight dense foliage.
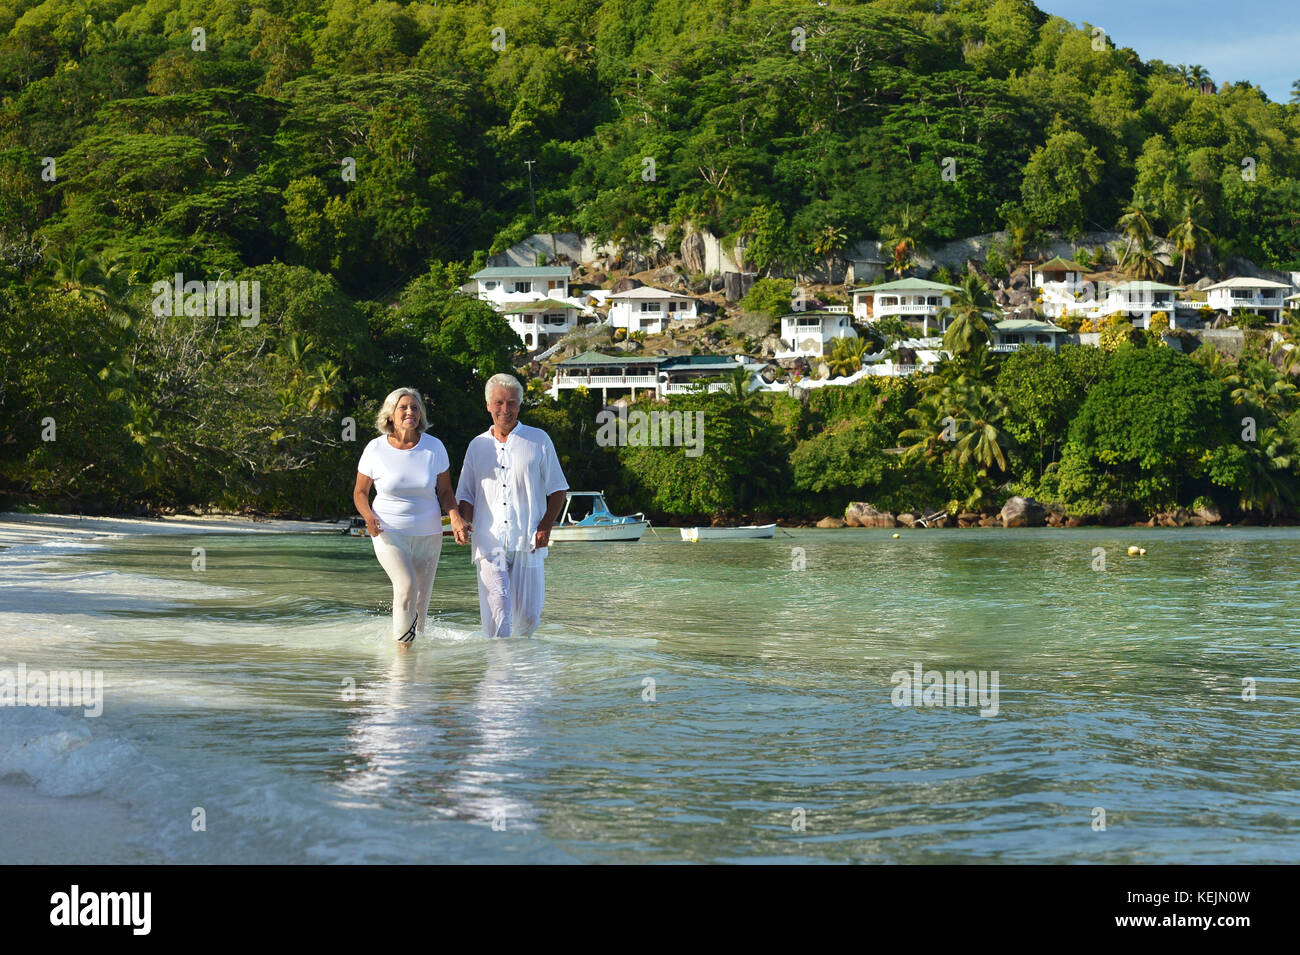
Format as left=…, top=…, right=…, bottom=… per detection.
left=2, top=0, right=1299, bottom=518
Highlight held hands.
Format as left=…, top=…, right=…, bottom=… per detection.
left=450, top=512, right=470, bottom=546
left=365, top=514, right=381, bottom=537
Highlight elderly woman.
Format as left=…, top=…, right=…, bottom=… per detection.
left=354, top=388, right=468, bottom=647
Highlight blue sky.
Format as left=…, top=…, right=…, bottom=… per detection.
left=1040, top=0, right=1298, bottom=103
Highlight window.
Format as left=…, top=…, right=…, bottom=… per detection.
left=513, top=281, right=532, bottom=293
left=484, top=280, right=498, bottom=290
left=641, top=302, right=662, bottom=312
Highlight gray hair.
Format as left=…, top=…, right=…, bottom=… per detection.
left=374, top=387, right=429, bottom=435
left=484, top=373, right=523, bottom=403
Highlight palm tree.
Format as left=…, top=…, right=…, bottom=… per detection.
left=1168, top=201, right=1212, bottom=284
left=722, top=364, right=758, bottom=407
left=305, top=362, right=344, bottom=413
left=813, top=223, right=847, bottom=284
left=939, top=273, right=998, bottom=355
left=881, top=205, right=918, bottom=278
left=1236, top=426, right=1296, bottom=517
left=825, top=335, right=871, bottom=378
left=1117, top=205, right=1153, bottom=264
left=39, top=244, right=138, bottom=328
left=1124, top=235, right=1165, bottom=281
left=1291, top=79, right=1300, bottom=104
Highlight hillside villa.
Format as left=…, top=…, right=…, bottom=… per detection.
left=851, top=278, right=960, bottom=335
left=607, top=286, right=699, bottom=334
left=775, top=308, right=856, bottom=359
left=470, top=265, right=572, bottom=306
left=550, top=351, right=762, bottom=401
left=990, top=318, right=1068, bottom=352
left=501, top=299, right=578, bottom=349
left=1204, top=277, right=1291, bottom=324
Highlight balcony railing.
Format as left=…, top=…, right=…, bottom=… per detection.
left=990, top=343, right=1020, bottom=352
left=864, top=364, right=919, bottom=377
left=662, top=381, right=731, bottom=394
left=872, top=303, right=943, bottom=314
left=554, top=374, right=659, bottom=389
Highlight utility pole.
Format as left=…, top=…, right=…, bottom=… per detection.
left=524, top=160, right=537, bottom=219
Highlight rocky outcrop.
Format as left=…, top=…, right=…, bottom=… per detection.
left=999, top=496, right=1047, bottom=527
left=897, top=512, right=917, bottom=527
left=1195, top=503, right=1223, bottom=525
left=680, top=230, right=707, bottom=274
left=817, top=516, right=846, bottom=529
left=1094, top=502, right=1131, bottom=526
left=610, top=277, right=644, bottom=294
left=845, top=502, right=898, bottom=528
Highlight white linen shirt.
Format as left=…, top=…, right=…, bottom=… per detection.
left=456, top=423, right=569, bottom=567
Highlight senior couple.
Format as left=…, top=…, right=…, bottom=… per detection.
left=352, top=374, right=568, bottom=645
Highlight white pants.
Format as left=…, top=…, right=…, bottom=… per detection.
left=371, top=530, right=442, bottom=642
left=476, top=552, right=545, bottom=638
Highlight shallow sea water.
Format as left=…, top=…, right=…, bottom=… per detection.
left=1, top=527, right=1297, bottom=863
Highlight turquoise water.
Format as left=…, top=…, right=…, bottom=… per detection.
left=1, top=527, right=1298, bottom=863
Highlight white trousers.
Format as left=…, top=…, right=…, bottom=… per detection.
left=476, top=552, right=545, bottom=638
left=371, top=530, right=443, bottom=642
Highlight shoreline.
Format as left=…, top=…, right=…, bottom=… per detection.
left=0, top=512, right=343, bottom=552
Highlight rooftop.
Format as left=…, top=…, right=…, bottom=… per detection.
left=501, top=299, right=574, bottom=313
left=1037, top=256, right=1087, bottom=273
left=607, top=286, right=692, bottom=300
left=849, top=278, right=961, bottom=293
left=1106, top=281, right=1183, bottom=293
left=994, top=318, right=1068, bottom=333
left=556, top=350, right=668, bottom=366
left=1203, top=277, right=1293, bottom=291
left=471, top=266, right=572, bottom=279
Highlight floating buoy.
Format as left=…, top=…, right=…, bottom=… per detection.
left=1127, top=545, right=1142, bottom=556
left=1139, top=547, right=1147, bottom=556
left=892, top=533, right=900, bottom=539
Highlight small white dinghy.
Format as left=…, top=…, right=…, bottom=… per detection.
left=680, top=523, right=777, bottom=541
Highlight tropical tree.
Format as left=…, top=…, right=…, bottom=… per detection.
left=1117, top=205, right=1154, bottom=263
left=813, top=223, right=848, bottom=284
left=939, top=274, right=999, bottom=355
left=1168, top=201, right=1212, bottom=284
left=826, top=335, right=872, bottom=378
left=1123, top=235, right=1165, bottom=281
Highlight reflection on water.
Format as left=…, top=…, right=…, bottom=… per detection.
left=2, top=528, right=1299, bottom=863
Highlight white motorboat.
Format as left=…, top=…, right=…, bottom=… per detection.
left=680, top=523, right=777, bottom=541
left=549, top=491, right=649, bottom=542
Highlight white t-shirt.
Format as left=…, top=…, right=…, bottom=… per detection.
left=456, top=423, right=568, bottom=566
left=357, top=433, right=450, bottom=535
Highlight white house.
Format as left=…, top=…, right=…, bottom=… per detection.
left=607, top=286, right=697, bottom=335
left=1204, top=277, right=1291, bottom=323
left=776, top=310, right=856, bottom=359
left=500, top=299, right=577, bottom=349
left=549, top=351, right=664, bottom=402
left=990, top=318, right=1068, bottom=353
left=657, top=355, right=764, bottom=395
left=1033, top=256, right=1095, bottom=319
left=1095, top=281, right=1182, bottom=329
left=548, top=351, right=761, bottom=401
left=470, top=266, right=571, bottom=309
left=851, top=278, right=959, bottom=335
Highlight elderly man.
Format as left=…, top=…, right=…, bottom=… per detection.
left=456, top=373, right=568, bottom=637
